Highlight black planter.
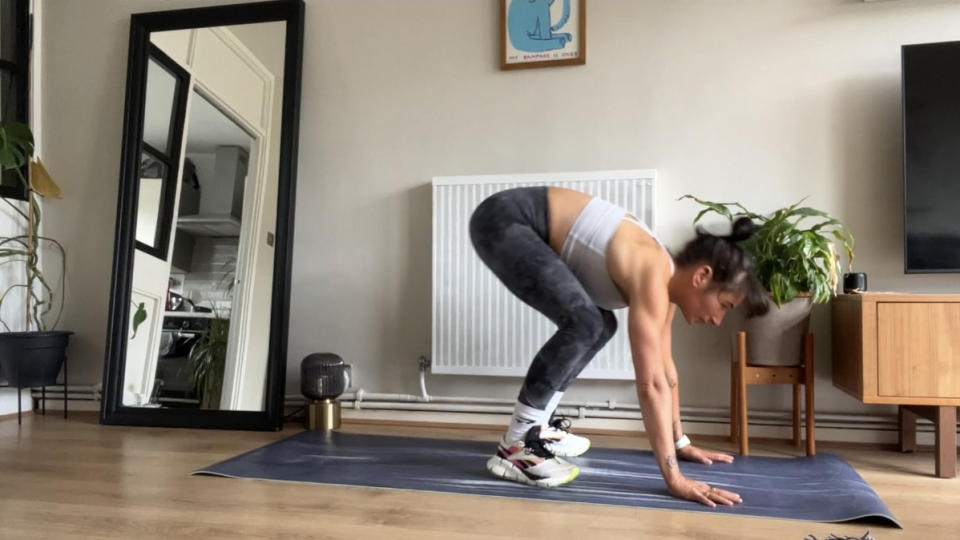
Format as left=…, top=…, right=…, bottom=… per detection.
left=0, top=330, right=73, bottom=387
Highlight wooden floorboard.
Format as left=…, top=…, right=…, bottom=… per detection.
left=0, top=412, right=956, bottom=539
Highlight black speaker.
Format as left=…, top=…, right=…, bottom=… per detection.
left=843, top=272, right=867, bottom=294
left=300, top=353, right=350, bottom=400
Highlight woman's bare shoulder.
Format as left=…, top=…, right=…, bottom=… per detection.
left=607, top=236, right=672, bottom=304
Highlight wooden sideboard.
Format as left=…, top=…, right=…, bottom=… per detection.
left=831, top=292, right=960, bottom=478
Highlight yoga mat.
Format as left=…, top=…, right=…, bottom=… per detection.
left=193, top=431, right=900, bottom=528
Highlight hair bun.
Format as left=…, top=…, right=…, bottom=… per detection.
left=728, top=217, right=755, bottom=242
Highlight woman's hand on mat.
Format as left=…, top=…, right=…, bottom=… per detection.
left=677, top=445, right=735, bottom=465
left=667, top=476, right=742, bottom=508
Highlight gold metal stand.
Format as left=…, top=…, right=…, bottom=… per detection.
left=307, top=398, right=341, bottom=430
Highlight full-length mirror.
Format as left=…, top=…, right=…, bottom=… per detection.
left=103, top=1, right=303, bottom=430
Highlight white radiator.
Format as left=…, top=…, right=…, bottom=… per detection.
left=431, top=170, right=656, bottom=379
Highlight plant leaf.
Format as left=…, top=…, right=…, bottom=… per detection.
left=29, top=159, right=62, bottom=199
left=0, top=122, right=33, bottom=170
left=679, top=194, right=734, bottom=223
left=0, top=145, right=20, bottom=170
left=131, top=302, right=147, bottom=339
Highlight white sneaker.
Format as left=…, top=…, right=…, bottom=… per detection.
left=486, top=426, right=580, bottom=488
left=540, top=417, right=591, bottom=457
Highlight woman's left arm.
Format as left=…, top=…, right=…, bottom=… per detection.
left=662, top=308, right=735, bottom=465
left=661, top=307, right=684, bottom=444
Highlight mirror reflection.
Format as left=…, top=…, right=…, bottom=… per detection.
left=143, top=58, right=177, bottom=154
left=124, top=21, right=286, bottom=411
left=135, top=150, right=168, bottom=248
left=135, top=54, right=184, bottom=255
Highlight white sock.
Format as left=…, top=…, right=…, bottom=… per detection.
left=545, top=391, right=564, bottom=419
left=504, top=391, right=564, bottom=443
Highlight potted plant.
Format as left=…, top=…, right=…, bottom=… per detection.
left=189, top=315, right=228, bottom=409
left=681, top=195, right=855, bottom=365
left=0, top=122, right=73, bottom=390
left=187, top=258, right=235, bottom=409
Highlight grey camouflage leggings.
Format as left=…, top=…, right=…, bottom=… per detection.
left=468, top=187, right=618, bottom=410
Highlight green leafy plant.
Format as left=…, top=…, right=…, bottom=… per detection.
left=186, top=251, right=237, bottom=409
left=0, top=123, right=66, bottom=332
left=680, top=195, right=855, bottom=307
left=216, top=256, right=236, bottom=296
left=189, top=315, right=228, bottom=410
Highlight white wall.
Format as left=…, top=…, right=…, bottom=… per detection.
left=39, top=1, right=960, bottom=424
left=288, top=0, right=960, bottom=418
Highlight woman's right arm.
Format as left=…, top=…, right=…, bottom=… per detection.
left=627, top=275, right=683, bottom=488
left=627, top=263, right=736, bottom=508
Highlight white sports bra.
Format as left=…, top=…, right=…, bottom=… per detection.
left=559, top=197, right=674, bottom=310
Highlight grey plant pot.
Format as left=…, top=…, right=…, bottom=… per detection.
left=738, top=295, right=813, bottom=366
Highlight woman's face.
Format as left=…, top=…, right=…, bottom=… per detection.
left=676, top=265, right=745, bottom=326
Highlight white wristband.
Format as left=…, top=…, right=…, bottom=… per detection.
left=675, top=434, right=691, bottom=450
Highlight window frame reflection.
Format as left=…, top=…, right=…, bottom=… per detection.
left=134, top=44, right=190, bottom=260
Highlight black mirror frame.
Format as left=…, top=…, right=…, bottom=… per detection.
left=101, top=0, right=304, bottom=431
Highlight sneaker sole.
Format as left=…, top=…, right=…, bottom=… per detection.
left=485, top=456, right=580, bottom=488
left=546, top=440, right=591, bottom=458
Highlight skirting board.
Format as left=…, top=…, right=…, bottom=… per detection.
left=20, top=398, right=100, bottom=412
left=341, top=408, right=951, bottom=447
left=37, top=400, right=100, bottom=412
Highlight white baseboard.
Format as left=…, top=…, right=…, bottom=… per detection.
left=31, top=399, right=101, bottom=412
left=0, top=388, right=32, bottom=416
left=17, top=387, right=955, bottom=449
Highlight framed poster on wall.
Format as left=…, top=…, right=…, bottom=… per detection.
left=500, top=0, right=586, bottom=70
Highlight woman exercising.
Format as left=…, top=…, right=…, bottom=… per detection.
left=469, top=186, right=768, bottom=507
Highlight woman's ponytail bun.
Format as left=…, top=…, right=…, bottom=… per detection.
left=728, top=217, right=755, bottom=243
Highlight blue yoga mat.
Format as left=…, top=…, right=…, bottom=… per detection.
left=193, top=430, right=900, bottom=528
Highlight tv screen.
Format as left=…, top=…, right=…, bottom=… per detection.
left=903, top=40, right=960, bottom=273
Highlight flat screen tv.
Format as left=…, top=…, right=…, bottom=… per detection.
left=903, top=40, right=960, bottom=273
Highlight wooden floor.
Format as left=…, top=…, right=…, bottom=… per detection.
left=0, top=413, right=957, bottom=539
